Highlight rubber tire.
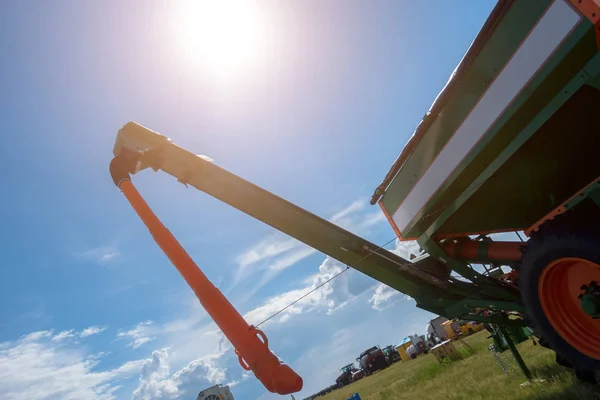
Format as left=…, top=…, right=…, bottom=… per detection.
left=518, top=221, right=600, bottom=372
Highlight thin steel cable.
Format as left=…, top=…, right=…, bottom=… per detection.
left=254, top=236, right=398, bottom=327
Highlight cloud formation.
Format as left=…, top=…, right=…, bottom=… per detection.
left=117, top=321, right=156, bottom=349
left=0, top=330, right=141, bottom=400
left=369, top=283, right=400, bottom=310
left=79, top=245, right=120, bottom=264
left=50, top=325, right=108, bottom=343
left=132, top=348, right=229, bottom=400
left=243, top=255, right=389, bottom=327
left=80, top=325, right=108, bottom=338
left=232, top=198, right=390, bottom=299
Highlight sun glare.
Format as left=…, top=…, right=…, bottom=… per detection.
left=174, top=0, right=266, bottom=80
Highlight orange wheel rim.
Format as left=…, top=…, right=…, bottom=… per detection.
left=539, top=257, right=600, bottom=360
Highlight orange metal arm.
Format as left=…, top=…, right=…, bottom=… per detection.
left=110, top=157, right=302, bottom=395
left=443, top=240, right=522, bottom=263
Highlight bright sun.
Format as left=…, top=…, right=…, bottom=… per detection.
left=174, top=0, right=266, bottom=80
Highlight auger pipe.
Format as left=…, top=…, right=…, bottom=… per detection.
left=442, top=240, right=523, bottom=264
left=109, top=156, right=303, bottom=395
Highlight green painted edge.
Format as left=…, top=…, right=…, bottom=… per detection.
left=402, top=22, right=595, bottom=238
left=445, top=298, right=526, bottom=318
left=379, top=0, right=553, bottom=222
left=563, top=181, right=600, bottom=211
left=459, top=312, right=526, bottom=327
left=423, top=52, right=600, bottom=238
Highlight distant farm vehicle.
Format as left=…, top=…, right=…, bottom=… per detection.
left=457, top=320, right=485, bottom=336
left=441, top=320, right=461, bottom=340
left=382, top=345, right=401, bottom=364
left=427, top=316, right=450, bottom=342
left=336, top=363, right=365, bottom=388
left=357, top=346, right=389, bottom=375
left=409, top=334, right=429, bottom=355
left=396, top=335, right=426, bottom=361
left=406, top=344, right=418, bottom=360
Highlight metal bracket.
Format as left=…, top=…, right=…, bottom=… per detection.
left=526, top=176, right=600, bottom=235
left=568, top=0, right=600, bottom=49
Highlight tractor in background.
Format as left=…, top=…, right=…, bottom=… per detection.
left=335, top=363, right=365, bottom=388
left=356, top=346, right=389, bottom=376
left=382, top=345, right=401, bottom=364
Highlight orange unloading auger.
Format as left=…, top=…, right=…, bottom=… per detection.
left=110, top=155, right=303, bottom=395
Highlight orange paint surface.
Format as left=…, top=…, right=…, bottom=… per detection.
left=119, top=180, right=302, bottom=395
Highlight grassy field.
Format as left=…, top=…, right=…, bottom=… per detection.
left=317, top=332, right=600, bottom=400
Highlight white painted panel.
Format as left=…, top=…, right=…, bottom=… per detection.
left=392, top=0, right=580, bottom=233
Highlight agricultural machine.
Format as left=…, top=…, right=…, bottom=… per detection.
left=356, top=346, right=389, bottom=376
left=427, top=316, right=449, bottom=342
left=382, top=345, right=402, bottom=364
left=457, top=320, right=485, bottom=336
left=110, top=0, right=600, bottom=393
left=335, top=364, right=365, bottom=388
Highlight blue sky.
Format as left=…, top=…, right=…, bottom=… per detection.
left=0, top=1, right=496, bottom=399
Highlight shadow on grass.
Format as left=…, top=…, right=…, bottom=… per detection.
left=524, top=363, right=600, bottom=400
left=528, top=382, right=600, bottom=400
left=529, top=362, right=572, bottom=380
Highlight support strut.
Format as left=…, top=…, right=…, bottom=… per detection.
left=110, top=156, right=303, bottom=395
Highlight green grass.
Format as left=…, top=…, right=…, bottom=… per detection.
left=318, top=332, right=600, bottom=400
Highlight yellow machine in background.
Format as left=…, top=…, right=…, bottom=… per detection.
left=442, top=320, right=460, bottom=340
left=442, top=319, right=483, bottom=340
left=457, top=320, right=485, bottom=336
left=396, top=337, right=413, bottom=362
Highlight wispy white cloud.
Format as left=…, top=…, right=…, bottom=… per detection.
left=116, top=321, right=156, bottom=349
left=235, top=237, right=300, bottom=270
left=243, top=256, right=372, bottom=326
left=0, top=329, right=142, bottom=400
left=51, top=329, right=76, bottom=342
left=50, top=325, right=108, bottom=343
left=232, top=199, right=387, bottom=297
left=369, top=283, right=400, bottom=310
left=329, top=200, right=364, bottom=225
left=243, top=235, right=418, bottom=326
left=361, top=211, right=387, bottom=228
left=232, top=235, right=315, bottom=286
left=80, top=325, right=107, bottom=338
left=390, top=239, right=422, bottom=260
left=79, top=245, right=120, bottom=264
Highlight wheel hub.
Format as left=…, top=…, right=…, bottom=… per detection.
left=579, top=281, right=600, bottom=318
left=538, top=258, right=600, bottom=360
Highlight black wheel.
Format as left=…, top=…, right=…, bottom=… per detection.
left=337, top=381, right=344, bottom=389
left=468, top=328, right=475, bottom=335
left=519, top=218, right=600, bottom=372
